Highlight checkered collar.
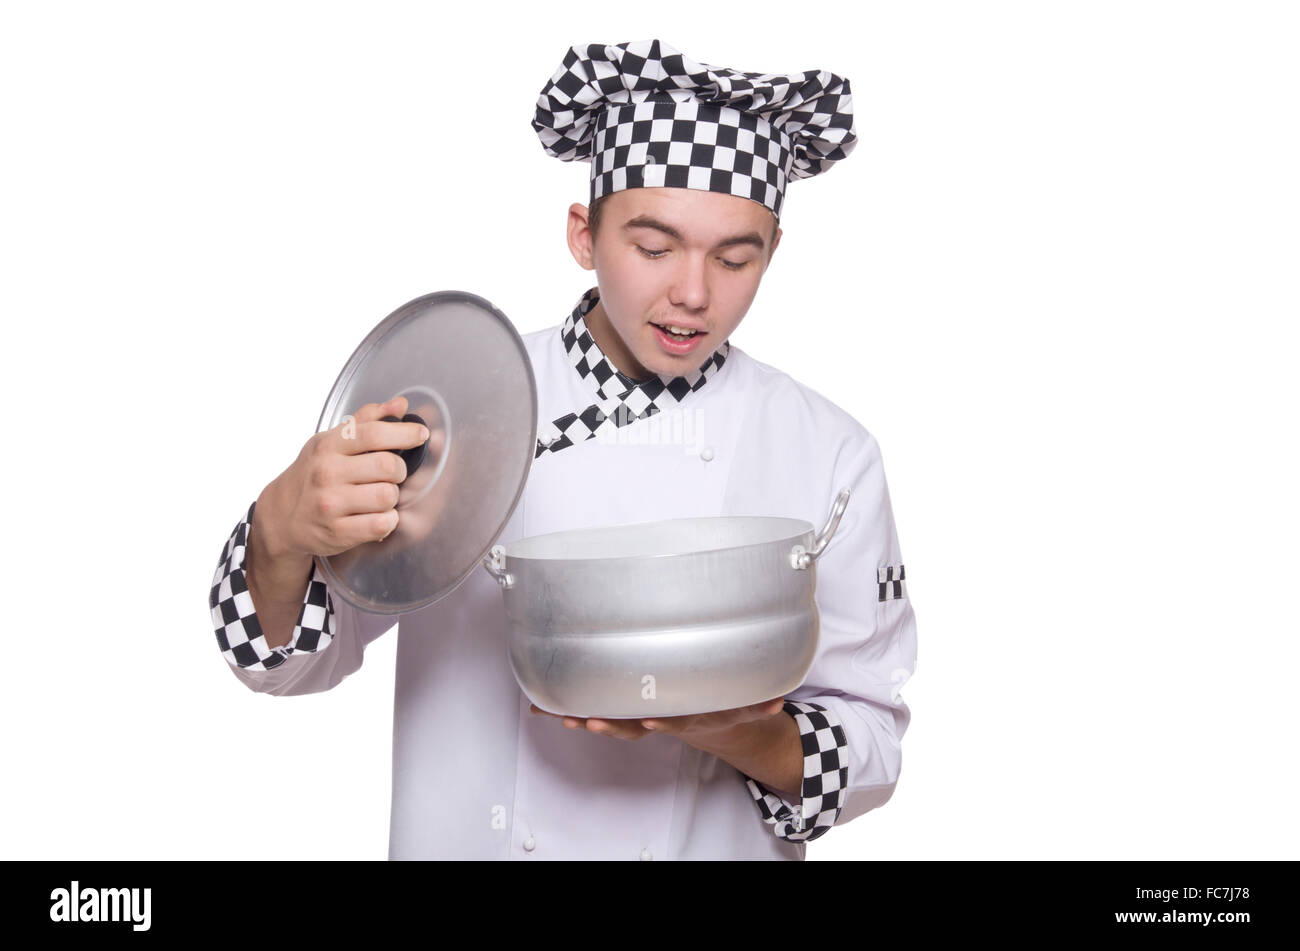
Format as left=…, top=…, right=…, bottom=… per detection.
left=536, top=286, right=730, bottom=457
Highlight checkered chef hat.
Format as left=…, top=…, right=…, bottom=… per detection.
left=532, top=39, right=857, bottom=221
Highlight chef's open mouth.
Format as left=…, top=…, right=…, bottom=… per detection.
left=651, top=323, right=706, bottom=341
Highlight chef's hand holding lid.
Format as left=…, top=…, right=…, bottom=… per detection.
left=254, top=395, right=438, bottom=561
left=356, top=392, right=453, bottom=554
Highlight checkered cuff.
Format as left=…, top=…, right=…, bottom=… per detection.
left=208, top=500, right=335, bottom=671
left=744, top=700, right=849, bottom=842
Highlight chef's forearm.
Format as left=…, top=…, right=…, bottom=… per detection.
left=244, top=486, right=314, bottom=650
left=692, top=713, right=803, bottom=802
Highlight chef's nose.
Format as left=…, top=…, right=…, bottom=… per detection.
left=667, top=254, right=710, bottom=312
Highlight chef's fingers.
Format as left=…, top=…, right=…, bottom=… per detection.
left=638, top=716, right=686, bottom=735
left=323, top=395, right=407, bottom=446
left=530, top=705, right=574, bottom=723
left=531, top=705, right=648, bottom=739
left=313, top=481, right=402, bottom=519
left=328, top=414, right=429, bottom=457
left=324, top=395, right=426, bottom=451
left=321, top=509, right=400, bottom=550
left=336, top=446, right=411, bottom=486
left=585, top=718, right=649, bottom=741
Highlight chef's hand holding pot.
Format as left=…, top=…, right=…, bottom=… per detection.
left=530, top=697, right=802, bottom=800
left=530, top=696, right=783, bottom=741
left=246, top=395, right=436, bottom=647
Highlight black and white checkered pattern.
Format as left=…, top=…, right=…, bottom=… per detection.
left=535, top=286, right=729, bottom=458
left=591, top=97, right=793, bottom=218
left=878, top=564, right=907, bottom=602
left=745, top=700, right=850, bottom=842
left=532, top=39, right=857, bottom=221
left=208, top=499, right=335, bottom=671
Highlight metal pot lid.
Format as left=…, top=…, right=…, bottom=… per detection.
left=315, top=290, right=537, bottom=614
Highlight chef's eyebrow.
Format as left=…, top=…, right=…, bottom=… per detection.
left=622, top=215, right=766, bottom=251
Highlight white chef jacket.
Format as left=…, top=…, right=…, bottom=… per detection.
left=208, top=285, right=918, bottom=860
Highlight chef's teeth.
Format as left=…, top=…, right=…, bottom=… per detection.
left=664, top=325, right=698, bottom=336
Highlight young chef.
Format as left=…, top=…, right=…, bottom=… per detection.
left=209, top=39, right=918, bottom=860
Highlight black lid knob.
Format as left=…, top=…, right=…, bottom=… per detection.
left=381, top=413, right=428, bottom=483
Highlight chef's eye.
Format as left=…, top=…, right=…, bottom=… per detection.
left=720, top=259, right=750, bottom=271
left=636, top=246, right=668, bottom=259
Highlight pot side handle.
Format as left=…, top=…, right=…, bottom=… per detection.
left=791, top=487, right=852, bottom=570
left=482, top=544, right=514, bottom=589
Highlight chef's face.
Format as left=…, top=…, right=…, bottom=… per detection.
left=567, top=186, right=781, bottom=380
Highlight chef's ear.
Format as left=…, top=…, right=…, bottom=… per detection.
left=567, top=202, right=597, bottom=271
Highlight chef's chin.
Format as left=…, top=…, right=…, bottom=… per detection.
left=638, top=346, right=688, bottom=374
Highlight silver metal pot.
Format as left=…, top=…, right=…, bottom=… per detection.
left=481, top=488, right=851, bottom=718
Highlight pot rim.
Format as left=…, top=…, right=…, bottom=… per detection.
left=500, top=514, right=815, bottom=564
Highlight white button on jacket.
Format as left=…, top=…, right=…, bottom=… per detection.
left=212, top=304, right=918, bottom=860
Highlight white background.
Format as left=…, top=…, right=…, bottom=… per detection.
left=1, top=1, right=1295, bottom=860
